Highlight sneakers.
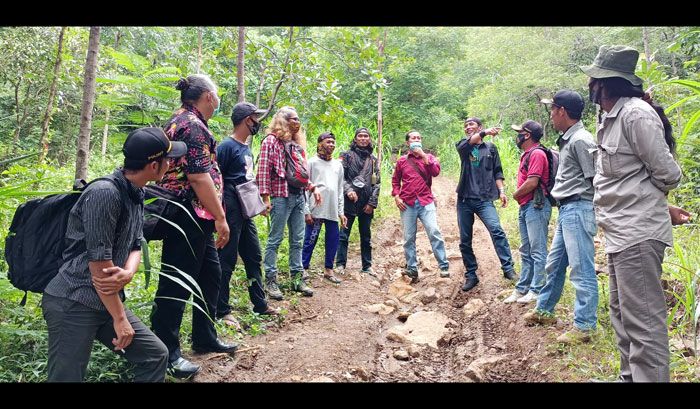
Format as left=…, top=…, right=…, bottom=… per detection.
left=266, top=279, right=284, bottom=301
left=503, top=289, right=527, bottom=304
left=556, top=328, right=593, bottom=345
left=461, top=277, right=479, bottom=292
left=439, top=267, right=450, bottom=278
left=361, top=267, right=378, bottom=277
left=292, top=276, right=314, bottom=297
left=516, top=291, right=538, bottom=304
left=168, top=357, right=201, bottom=379
left=503, top=270, right=517, bottom=280
left=522, top=310, right=557, bottom=326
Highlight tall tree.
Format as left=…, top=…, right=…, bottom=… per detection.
left=237, top=26, right=246, bottom=103
left=74, top=27, right=101, bottom=184
left=376, top=29, right=387, bottom=168
left=38, top=27, right=67, bottom=163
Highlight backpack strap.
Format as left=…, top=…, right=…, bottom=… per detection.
left=406, top=155, right=431, bottom=187
left=522, top=146, right=551, bottom=194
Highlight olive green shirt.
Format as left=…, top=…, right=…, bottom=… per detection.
left=592, top=97, right=682, bottom=254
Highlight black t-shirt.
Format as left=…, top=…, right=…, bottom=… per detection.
left=216, top=137, right=255, bottom=187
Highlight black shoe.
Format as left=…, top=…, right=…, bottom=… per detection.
left=461, top=277, right=479, bottom=292
left=402, top=269, right=419, bottom=284
left=503, top=270, right=517, bottom=280
left=168, top=357, right=201, bottom=379
left=192, top=338, right=239, bottom=354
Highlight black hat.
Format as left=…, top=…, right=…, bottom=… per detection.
left=123, top=127, right=187, bottom=162
left=511, top=120, right=544, bottom=139
left=232, top=102, right=267, bottom=126
left=541, top=90, right=585, bottom=117
left=317, top=132, right=336, bottom=143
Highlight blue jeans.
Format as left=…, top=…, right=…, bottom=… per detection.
left=456, top=198, right=515, bottom=279
left=515, top=200, right=552, bottom=294
left=264, top=193, right=306, bottom=280
left=400, top=200, right=448, bottom=272
left=536, top=200, right=598, bottom=330
left=302, top=218, right=340, bottom=270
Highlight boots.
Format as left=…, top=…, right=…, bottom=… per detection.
left=266, top=278, right=284, bottom=301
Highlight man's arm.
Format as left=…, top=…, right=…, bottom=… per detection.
left=90, top=260, right=134, bottom=351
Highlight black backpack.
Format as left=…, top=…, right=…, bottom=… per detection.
left=523, top=145, right=560, bottom=206
left=4, top=178, right=125, bottom=304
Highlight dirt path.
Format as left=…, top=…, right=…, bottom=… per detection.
left=195, top=176, right=568, bottom=382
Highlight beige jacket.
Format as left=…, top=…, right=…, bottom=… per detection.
left=592, top=97, right=682, bottom=254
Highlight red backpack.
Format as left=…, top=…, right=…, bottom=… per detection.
left=283, top=141, right=310, bottom=189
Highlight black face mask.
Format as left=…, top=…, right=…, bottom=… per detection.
left=247, top=119, right=261, bottom=136
left=589, top=80, right=603, bottom=105
left=516, top=133, right=527, bottom=149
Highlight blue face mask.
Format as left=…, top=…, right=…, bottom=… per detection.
left=409, top=141, right=422, bottom=150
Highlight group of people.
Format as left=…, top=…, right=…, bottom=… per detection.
left=39, top=44, right=690, bottom=383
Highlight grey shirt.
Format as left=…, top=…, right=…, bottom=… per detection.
left=550, top=121, right=596, bottom=202
left=304, top=156, right=345, bottom=221
left=593, top=97, right=682, bottom=254
left=44, top=169, right=144, bottom=311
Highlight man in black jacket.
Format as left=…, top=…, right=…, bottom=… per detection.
left=456, top=117, right=517, bottom=292
left=335, top=127, right=381, bottom=276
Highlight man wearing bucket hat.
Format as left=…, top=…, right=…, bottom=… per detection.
left=581, top=45, right=686, bottom=382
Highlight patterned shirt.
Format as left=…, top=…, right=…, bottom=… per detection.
left=256, top=133, right=289, bottom=198
left=158, top=104, right=223, bottom=220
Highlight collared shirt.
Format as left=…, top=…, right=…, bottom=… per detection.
left=516, top=143, right=550, bottom=206
left=593, top=97, right=682, bottom=254
left=392, top=153, right=440, bottom=207
left=159, top=104, right=223, bottom=220
left=455, top=139, right=505, bottom=202
left=550, top=121, right=596, bottom=201
left=44, top=169, right=144, bottom=311
left=256, top=133, right=289, bottom=197
left=304, top=156, right=344, bottom=221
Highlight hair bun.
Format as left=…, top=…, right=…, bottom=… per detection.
left=175, top=78, right=190, bottom=91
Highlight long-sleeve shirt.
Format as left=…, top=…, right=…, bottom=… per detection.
left=256, top=134, right=289, bottom=198
left=304, top=156, right=344, bottom=221
left=593, top=97, right=682, bottom=254
left=391, top=153, right=440, bottom=207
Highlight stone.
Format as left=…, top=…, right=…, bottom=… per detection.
left=386, top=311, right=450, bottom=348
left=462, top=298, right=486, bottom=319
left=393, top=350, right=410, bottom=361
left=389, top=279, right=415, bottom=299
left=420, top=287, right=438, bottom=305
left=310, top=376, right=334, bottom=383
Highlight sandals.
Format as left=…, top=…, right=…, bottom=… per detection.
left=220, top=313, right=242, bottom=330
left=324, top=274, right=342, bottom=284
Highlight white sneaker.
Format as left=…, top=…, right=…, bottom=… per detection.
left=503, top=289, right=527, bottom=304
left=516, top=291, right=538, bottom=304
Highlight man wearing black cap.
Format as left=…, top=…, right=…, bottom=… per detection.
left=41, top=127, right=186, bottom=382
left=507, top=120, right=552, bottom=305
left=335, top=127, right=381, bottom=276
left=215, top=102, right=278, bottom=330
left=522, top=90, right=599, bottom=345
left=582, top=45, right=685, bottom=382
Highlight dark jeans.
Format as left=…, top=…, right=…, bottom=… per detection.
left=456, top=198, right=515, bottom=279
left=151, top=204, right=222, bottom=363
left=217, top=190, right=267, bottom=316
left=336, top=211, right=373, bottom=270
left=302, top=218, right=340, bottom=269
left=42, top=293, right=168, bottom=382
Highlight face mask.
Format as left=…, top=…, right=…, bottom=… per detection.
left=588, top=80, right=602, bottom=105
left=409, top=141, right=422, bottom=150
left=516, top=134, right=527, bottom=149
left=211, top=93, right=221, bottom=117
left=247, top=119, right=261, bottom=136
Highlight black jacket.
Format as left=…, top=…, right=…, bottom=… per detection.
left=339, top=142, right=381, bottom=216
left=455, top=138, right=504, bottom=201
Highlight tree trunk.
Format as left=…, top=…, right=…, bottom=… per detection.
left=237, top=26, right=246, bottom=103
left=642, top=27, right=652, bottom=65
left=101, top=109, right=109, bottom=157
left=376, top=29, right=387, bottom=168
left=74, top=26, right=101, bottom=184
left=258, top=26, right=295, bottom=122
left=38, top=26, right=67, bottom=164
left=197, top=27, right=202, bottom=74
